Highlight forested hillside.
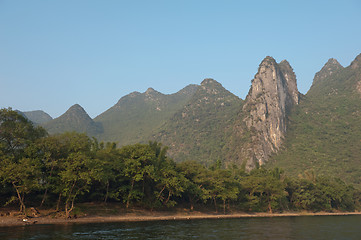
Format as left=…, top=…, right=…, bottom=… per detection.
left=19, top=110, right=53, bottom=125
left=269, top=54, right=361, bottom=186
left=1, top=108, right=359, bottom=217
left=16, top=53, right=361, bottom=188
left=155, top=79, right=243, bottom=166
left=94, top=85, right=198, bottom=145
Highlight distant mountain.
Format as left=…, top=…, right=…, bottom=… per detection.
left=42, top=104, right=102, bottom=136
left=269, top=53, right=361, bottom=186
left=94, top=85, right=198, bottom=145
left=17, top=110, right=53, bottom=125
left=154, top=78, right=242, bottom=166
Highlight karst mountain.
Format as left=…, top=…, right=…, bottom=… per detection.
left=19, top=53, right=361, bottom=186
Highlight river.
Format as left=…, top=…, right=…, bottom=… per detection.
left=1, top=215, right=360, bottom=239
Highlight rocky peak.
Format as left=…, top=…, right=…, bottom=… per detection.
left=279, top=60, right=299, bottom=105
left=350, top=53, right=361, bottom=70
left=144, top=87, right=163, bottom=97
left=184, top=78, right=239, bottom=109
left=144, top=88, right=164, bottom=104
left=260, top=56, right=277, bottom=65
left=145, top=87, right=156, bottom=94
left=68, top=103, right=83, bottom=110
left=313, top=58, right=343, bottom=83
left=242, top=56, right=299, bottom=169
left=200, top=78, right=225, bottom=95
left=201, top=78, right=222, bottom=88
left=42, top=103, right=102, bottom=136
left=63, top=104, right=92, bottom=121
left=279, top=59, right=291, bottom=67
left=201, top=78, right=218, bottom=85
left=67, top=104, right=85, bottom=113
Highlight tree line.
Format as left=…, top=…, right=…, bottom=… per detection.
left=0, top=108, right=360, bottom=218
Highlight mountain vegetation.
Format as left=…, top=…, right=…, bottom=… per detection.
left=19, top=110, right=53, bottom=125
left=268, top=54, right=361, bottom=186
left=1, top=109, right=359, bottom=217
left=12, top=53, right=361, bottom=189
left=155, top=79, right=243, bottom=166
left=93, top=85, right=199, bottom=145
left=42, top=104, right=103, bottom=136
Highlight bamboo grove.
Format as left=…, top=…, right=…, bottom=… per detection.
left=0, top=108, right=360, bottom=218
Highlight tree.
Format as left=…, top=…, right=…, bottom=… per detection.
left=53, top=132, right=99, bottom=218
left=93, top=141, right=122, bottom=203
left=35, top=135, right=70, bottom=207
left=0, top=108, right=46, bottom=157
left=147, top=141, right=185, bottom=207
left=287, top=176, right=357, bottom=212
left=177, top=161, right=210, bottom=211
left=153, top=158, right=185, bottom=207
left=119, top=144, right=155, bottom=209
left=1, top=156, right=41, bottom=213
left=0, top=108, right=46, bottom=213
left=207, top=169, right=239, bottom=214
left=240, top=168, right=287, bottom=213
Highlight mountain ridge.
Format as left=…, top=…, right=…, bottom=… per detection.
left=14, top=53, right=359, bottom=186
left=17, top=110, right=53, bottom=125
left=42, top=104, right=103, bottom=136
left=154, top=78, right=242, bottom=165
left=93, top=84, right=199, bottom=145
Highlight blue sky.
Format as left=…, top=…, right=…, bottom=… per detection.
left=1, top=0, right=361, bottom=118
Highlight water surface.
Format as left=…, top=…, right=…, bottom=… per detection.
left=1, top=215, right=360, bottom=239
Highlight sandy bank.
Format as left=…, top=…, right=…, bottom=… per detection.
left=1, top=211, right=360, bottom=227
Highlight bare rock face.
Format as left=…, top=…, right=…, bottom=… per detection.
left=357, top=80, right=361, bottom=95
left=242, top=56, right=299, bottom=169
left=279, top=60, right=299, bottom=105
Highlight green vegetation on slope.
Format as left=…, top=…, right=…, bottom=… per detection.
left=94, top=85, right=198, bottom=145
left=15, top=54, right=361, bottom=191
left=21, top=110, right=53, bottom=125
left=269, top=59, right=361, bottom=187
left=42, top=104, right=103, bottom=136
left=156, top=79, right=244, bottom=166
left=1, top=109, right=359, bottom=216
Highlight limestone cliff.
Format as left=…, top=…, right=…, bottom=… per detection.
left=242, top=56, right=299, bottom=169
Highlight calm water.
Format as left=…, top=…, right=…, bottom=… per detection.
left=1, top=215, right=361, bottom=240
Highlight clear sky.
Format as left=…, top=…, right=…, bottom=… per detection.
left=1, top=0, right=361, bottom=118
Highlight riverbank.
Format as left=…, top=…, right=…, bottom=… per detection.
left=1, top=207, right=360, bottom=227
